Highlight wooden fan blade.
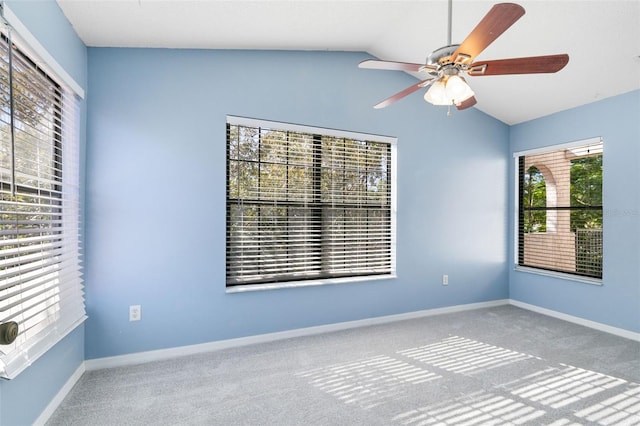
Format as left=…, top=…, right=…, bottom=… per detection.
left=456, top=96, right=477, bottom=110
left=467, top=54, right=569, bottom=76
left=451, top=3, right=525, bottom=64
left=359, top=59, right=435, bottom=73
left=373, top=79, right=434, bottom=109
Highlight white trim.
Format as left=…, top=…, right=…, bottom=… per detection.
left=227, top=115, right=397, bottom=145
left=226, top=274, right=396, bottom=293
left=33, top=362, right=85, bottom=426
left=513, top=136, right=602, bottom=157
left=82, top=299, right=639, bottom=372
left=509, top=299, right=640, bottom=342
left=390, top=141, right=398, bottom=273
left=512, top=136, right=604, bottom=281
left=84, top=299, right=640, bottom=371
left=514, top=265, right=602, bottom=286
left=36, top=298, right=638, bottom=424
left=85, top=299, right=509, bottom=371
left=0, top=2, right=85, bottom=98
left=226, top=115, right=398, bottom=289
left=83, top=298, right=639, bottom=371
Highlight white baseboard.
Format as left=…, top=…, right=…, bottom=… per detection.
left=41, top=297, right=638, bottom=425
left=85, top=299, right=509, bottom=371
left=85, top=298, right=639, bottom=371
left=33, top=362, right=85, bottom=426
left=509, top=299, right=640, bottom=342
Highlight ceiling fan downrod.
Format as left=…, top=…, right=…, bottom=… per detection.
left=427, top=0, right=460, bottom=67
left=447, top=0, right=453, bottom=46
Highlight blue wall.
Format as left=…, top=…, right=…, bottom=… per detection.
left=0, top=327, right=84, bottom=426
left=509, top=90, right=640, bottom=333
left=6, top=3, right=637, bottom=424
left=0, top=1, right=87, bottom=425
left=83, top=47, right=510, bottom=359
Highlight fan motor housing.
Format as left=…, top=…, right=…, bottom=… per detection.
left=426, top=44, right=460, bottom=66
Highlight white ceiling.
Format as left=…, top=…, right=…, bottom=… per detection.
left=56, top=0, right=640, bottom=125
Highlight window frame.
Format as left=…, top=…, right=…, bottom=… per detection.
left=513, top=137, right=603, bottom=285
left=225, top=116, right=397, bottom=293
left=0, top=7, right=85, bottom=379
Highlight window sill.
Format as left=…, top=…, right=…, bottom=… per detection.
left=226, top=274, right=397, bottom=293
left=514, top=266, right=602, bottom=286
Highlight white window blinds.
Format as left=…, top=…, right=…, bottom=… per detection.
left=0, top=27, right=84, bottom=379
left=226, top=116, right=396, bottom=288
left=517, top=139, right=603, bottom=280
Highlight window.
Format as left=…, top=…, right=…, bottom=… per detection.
left=0, top=24, right=84, bottom=379
left=226, top=116, right=396, bottom=289
left=516, top=138, right=603, bottom=280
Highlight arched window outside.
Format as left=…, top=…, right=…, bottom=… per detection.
left=517, top=139, right=603, bottom=280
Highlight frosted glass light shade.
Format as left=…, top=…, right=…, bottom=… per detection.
left=424, top=80, right=452, bottom=106
left=446, top=75, right=474, bottom=101
left=424, top=76, right=475, bottom=106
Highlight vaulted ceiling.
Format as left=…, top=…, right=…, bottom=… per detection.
left=57, top=0, right=640, bottom=124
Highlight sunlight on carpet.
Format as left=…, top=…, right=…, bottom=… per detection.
left=500, top=364, right=628, bottom=409
left=398, top=336, right=536, bottom=375
left=574, top=384, right=640, bottom=425
left=296, top=354, right=441, bottom=409
left=297, top=334, right=640, bottom=425
left=393, top=390, right=546, bottom=425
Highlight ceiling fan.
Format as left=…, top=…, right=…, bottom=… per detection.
left=359, top=1, right=569, bottom=111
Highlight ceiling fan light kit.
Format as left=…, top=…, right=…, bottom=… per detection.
left=423, top=70, right=475, bottom=106
left=359, top=1, right=569, bottom=112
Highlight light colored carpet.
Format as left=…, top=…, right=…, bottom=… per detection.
left=46, top=306, right=640, bottom=425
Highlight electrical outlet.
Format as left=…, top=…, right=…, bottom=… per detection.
left=442, top=275, right=449, bottom=286
left=129, top=305, right=141, bottom=321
